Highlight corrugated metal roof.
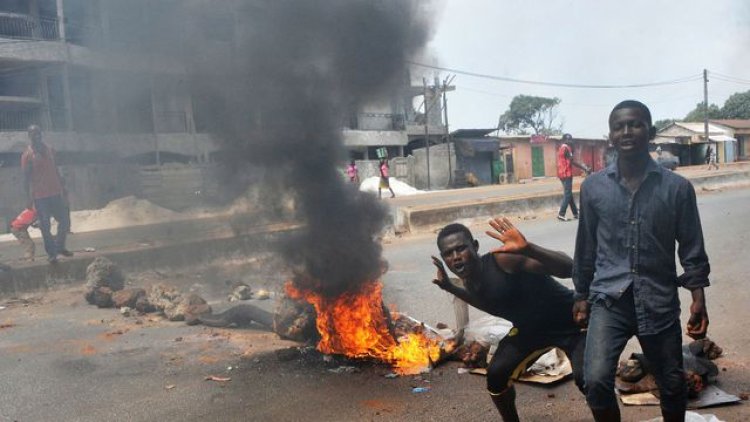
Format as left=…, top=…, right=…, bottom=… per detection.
left=653, top=136, right=679, bottom=144
left=673, top=122, right=729, bottom=134
left=710, top=119, right=750, bottom=130
left=451, top=128, right=496, bottom=138
left=497, top=135, right=607, bottom=143
left=709, top=135, right=736, bottom=142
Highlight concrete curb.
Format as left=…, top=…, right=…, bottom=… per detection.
left=396, top=170, right=750, bottom=233
left=0, top=223, right=299, bottom=298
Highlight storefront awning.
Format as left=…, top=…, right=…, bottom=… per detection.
left=708, top=135, right=737, bottom=142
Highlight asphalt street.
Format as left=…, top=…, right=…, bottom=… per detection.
left=0, top=186, right=748, bottom=421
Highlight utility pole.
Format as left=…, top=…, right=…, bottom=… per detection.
left=704, top=69, right=710, bottom=153
left=442, top=74, right=455, bottom=187
left=423, top=77, right=431, bottom=190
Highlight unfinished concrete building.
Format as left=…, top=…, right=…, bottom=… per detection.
left=0, top=0, right=440, bottom=227
left=0, top=0, right=233, bottom=225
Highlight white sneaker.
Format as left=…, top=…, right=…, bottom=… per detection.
left=557, top=215, right=569, bottom=222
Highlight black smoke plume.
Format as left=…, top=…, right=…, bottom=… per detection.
left=186, top=1, right=432, bottom=297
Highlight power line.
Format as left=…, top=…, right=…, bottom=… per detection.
left=711, top=73, right=750, bottom=86
left=408, top=61, right=703, bottom=89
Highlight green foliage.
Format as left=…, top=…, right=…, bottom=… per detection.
left=684, top=102, right=722, bottom=122
left=656, top=90, right=750, bottom=129
left=498, top=95, right=562, bottom=135
left=721, top=90, right=750, bottom=119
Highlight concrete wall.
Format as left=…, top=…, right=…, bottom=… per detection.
left=0, top=162, right=222, bottom=232
left=138, top=164, right=219, bottom=211
left=355, top=157, right=415, bottom=187
left=0, top=163, right=139, bottom=230
left=412, top=143, right=456, bottom=190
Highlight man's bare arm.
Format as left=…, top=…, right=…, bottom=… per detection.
left=486, top=217, right=573, bottom=278
left=431, top=256, right=475, bottom=304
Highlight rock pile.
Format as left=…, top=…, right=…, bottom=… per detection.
left=83, top=258, right=210, bottom=320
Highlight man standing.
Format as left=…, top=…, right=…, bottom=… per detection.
left=22, top=125, right=73, bottom=263
left=573, top=100, right=710, bottom=422
left=432, top=217, right=585, bottom=421
left=706, top=144, right=719, bottom=170
left=556, top=133, right=588, bottom=221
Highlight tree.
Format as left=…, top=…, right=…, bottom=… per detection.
left=721, top=90, right=750, bottom=119
left=498, top=95, right=562, bottom=135
left=684, top=102, right=722, bottom=122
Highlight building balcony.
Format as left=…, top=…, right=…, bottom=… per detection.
left=346, top=112, right=406, bottom=131
left=0, top=13, right=59, bottom=41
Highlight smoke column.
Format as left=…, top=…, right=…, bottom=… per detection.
left=186, top=1, right=432, bottom=297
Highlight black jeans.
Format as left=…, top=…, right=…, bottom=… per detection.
left=558, top=177, right=578, bottom=218
left=487, top=329, right=585, bottom=395
left=584, top=289, right=686, bottom=413
left=34, top=194, right=70, bottom=259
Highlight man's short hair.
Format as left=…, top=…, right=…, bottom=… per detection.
left=610, top=100, right=653, bottom=127
left=562, top=133, right=573, bottom=141
left=437, top=223, right=473, bottom=248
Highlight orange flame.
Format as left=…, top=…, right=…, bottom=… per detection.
left=285, top=281, right=442, bottom=375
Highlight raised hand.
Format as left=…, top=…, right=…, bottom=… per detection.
left=486, top=217, right=529, bottom=254
left=431, top=256, right=451, bottom=290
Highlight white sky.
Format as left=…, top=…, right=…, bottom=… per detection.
left=424, top=0, right=750, bottom=138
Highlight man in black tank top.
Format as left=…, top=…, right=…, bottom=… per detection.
left=432, top=217, right=585, bottom=422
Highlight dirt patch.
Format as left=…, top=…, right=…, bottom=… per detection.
left=197, top=355, right=223, bottom=364
left=1, top=343, right=33, bottom=354
left=98, top=329, right=129, bottom=341
left=361, top=399, right=398, bottom=413
left=81, top=344, right=97, bottom=356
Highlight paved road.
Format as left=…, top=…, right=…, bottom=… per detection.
left=1, top=187, right=748, bottom=421
left=2, top=162, right=745, bottom=264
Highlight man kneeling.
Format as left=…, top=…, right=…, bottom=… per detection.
left=432, top=218, right=585, bottom=421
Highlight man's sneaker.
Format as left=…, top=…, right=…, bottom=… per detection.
left=59, top=249, right=74, bottom=257
left=557, top=215, right=569, bottom=222
left=48, top=255, right=58, bottom=264
left=573, top=214, right=579, bottom=220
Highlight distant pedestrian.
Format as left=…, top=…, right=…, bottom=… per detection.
left=556, top=134, right=589, bottom=221
left=21, top=125, right=72, bottom=263
left=346, top=160, right=360, bottom=184
left=706, top=145, right=719, bottom=170
left=379, top=158, right=395, bottom=199
left=10, top=207, right=37, bottom=261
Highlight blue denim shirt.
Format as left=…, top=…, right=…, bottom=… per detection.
left=572, top=159, right=710, bottom=335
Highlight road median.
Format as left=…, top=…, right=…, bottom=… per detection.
left=395, top=168, right=750, bottom=233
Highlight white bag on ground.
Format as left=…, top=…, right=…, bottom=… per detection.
left=641, top=411, right=723, bottom=422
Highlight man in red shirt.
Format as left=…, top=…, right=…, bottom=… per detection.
left=557, top=134, right=589, bottom=222
left=21, top=125, right=72, bottom=263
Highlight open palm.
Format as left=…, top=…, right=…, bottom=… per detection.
left=486, top=217, right=528, bottom=253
